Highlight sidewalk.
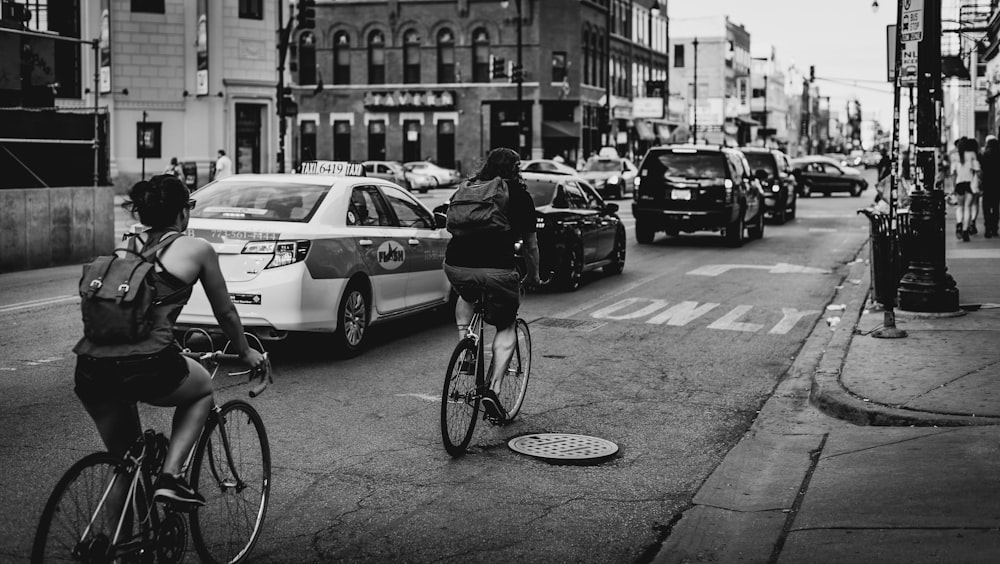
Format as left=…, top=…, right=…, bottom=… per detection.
left=652, top=209, right=1000, bottom=563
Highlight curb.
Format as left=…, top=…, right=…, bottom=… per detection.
left=808, top=242, right=1000, bottom=427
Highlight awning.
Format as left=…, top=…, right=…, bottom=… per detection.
left=541, top=120, right=581, bottom=138
left=735, top=115, right=760, bottom=126
left=634, top=120, right=656, bottom=141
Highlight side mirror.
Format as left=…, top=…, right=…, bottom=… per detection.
left=605, top=202, right=619, bottom=213
left=434, top=212, right=448, bottom=229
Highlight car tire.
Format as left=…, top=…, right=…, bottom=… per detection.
left=603, top=228, right=626, bottom=275
left=724, top=209, right=745, bottom=247
left=636, top=221, right=655, bottom=244
left=558, top=244, right=584, bottom=291
left=748, top=206, right=765, bottom=240
left=333, top=280, right=369, bottom=357
left=787, top=199, right=797, bottom=220
left=774, top=205, right=787, bottom=225
left=849, top=182, right=862, bottom=197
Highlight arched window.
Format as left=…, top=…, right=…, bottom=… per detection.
left=471, top=28, right=490, bottom=82
left=437, top=28, right=456, bottom=83
left=582, top=27, right=590, bottom=85
left=298, top=32, right=316, bottom=85
left=368, top=30, right=385, bottom=84
left=333, top=31, right=350, bottom=84
left=403, top=29, right=421, bottom=84
left=595, top=29, right=604, bottom=89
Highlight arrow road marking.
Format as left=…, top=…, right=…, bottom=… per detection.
left=687, top=263, right=831, bottom=276
left=396, top=393, right=440, bottom=402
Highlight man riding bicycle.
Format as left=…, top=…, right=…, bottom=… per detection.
left=443, top=147, right=540, bottom=423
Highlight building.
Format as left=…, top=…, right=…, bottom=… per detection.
left=289, top=0, right=670, bottom=171
left=942, top=0, right=992, bottom=148
left=749, top=45, right=788, bottom=148
left=668, top=15, right=753, bottom=146
left=2, top=0, right=281, bottom=190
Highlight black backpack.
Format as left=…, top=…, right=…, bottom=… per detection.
left=446, top=177, right=511, bottom=236
left=78, top=233, right=183, bottom=344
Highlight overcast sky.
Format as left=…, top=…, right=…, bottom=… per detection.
left=669, top=0, right=899, bottom=126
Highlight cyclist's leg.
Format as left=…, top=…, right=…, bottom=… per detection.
left=489, top=322, right=516, bottom=392
left=76, top=398, right=138, bottom=538
left=146, top=357, right=212, bottom=477
left=454, top=296, right=475, bottom=340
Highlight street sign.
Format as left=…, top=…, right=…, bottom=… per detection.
left=901, top=40, right=918, bottom=86
left=901, top=0, right=924, bottom=42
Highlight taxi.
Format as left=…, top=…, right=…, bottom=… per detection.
left=175, top=161, right=452, bottom=357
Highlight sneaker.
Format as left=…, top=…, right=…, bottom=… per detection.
left=956, top=223, right=963, bottom=240
left=479, top=388, right=507, bottom=425
left=154, top=474, right=205, bottom=508
left=970, top=222, right=978, bottom=235
left=962, top=230, right=971, bottom=242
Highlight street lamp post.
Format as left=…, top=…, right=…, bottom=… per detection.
left=501, top=0, right=524, bottom=156
left=692, top=37, right=699, bottom=144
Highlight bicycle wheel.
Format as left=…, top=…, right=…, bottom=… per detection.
left=32, top=452, right=126, bottom=563
left=440, top=338, right=481, bottom=456
left=190, top=400, right=271, bottom=564
left=498, top=318, right=531, bottom=421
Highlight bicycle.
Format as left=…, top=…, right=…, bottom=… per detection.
left=440, top=286, right=532, bottom=456
left=32, top=332, right=273, bottom=564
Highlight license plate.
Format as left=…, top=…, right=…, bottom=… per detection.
left=671, top=189, right=691, bottom=200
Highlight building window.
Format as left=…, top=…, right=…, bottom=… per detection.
left=596, top=29, right=605, bottom=89
left=437, top=120, right=455, bottom=168
left=131, top=0, right=164, bottom=13
left=403, top=29, right=421, bottom=84
left=238, top=0, right=263, bottom=19
left=333, top=31, right=350, bottom=84
left=552, top=51, right=567, bottom=83
left=437, top=28, right=456, bottom=83
left=472, top=28, right=490, bottom=82
left=674, top=44, right=684, bottom=67
left=582, top=27, right=590, bottom=85
left=300, top=120, right=316, bottom=163
left=368, top=30, right=386, bottom=85
left=333, top=120, right=351, bottom=160
left=298, top=32, right=316, bottom=85
left=402, top=120, right=421, bottom=162
left=368, top=120, right=386, bottom=160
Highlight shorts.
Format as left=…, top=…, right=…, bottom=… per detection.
left=75, top=347, right=190, bottom=405
left=955, top=181, right=972, bottom=196
left=443, top=262, right=521, bottom=328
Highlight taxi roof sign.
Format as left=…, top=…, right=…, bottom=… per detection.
left=298, top=161, right=367, bottom=177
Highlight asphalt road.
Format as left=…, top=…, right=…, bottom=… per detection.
left=0, top=170, right=877, bottom=563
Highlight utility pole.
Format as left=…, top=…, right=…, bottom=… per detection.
left=692, top=37, right=699, bottom=144
left=801, top=66, right=813, bottom=156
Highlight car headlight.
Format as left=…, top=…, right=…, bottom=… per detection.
left=607, top=176, right=620, bottom=184
left=771, top=185, right=780, bottom=193
left=243, top=240, right=311, bottom=269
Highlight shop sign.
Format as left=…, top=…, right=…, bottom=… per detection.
left=364, top=90, right=456, bottom=111
left=633, top=97, right=664, bottom=119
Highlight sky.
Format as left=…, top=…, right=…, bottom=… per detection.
left=669, top=0, right=899, bottom=127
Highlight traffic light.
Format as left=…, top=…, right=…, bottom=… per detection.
left=491, top=55, right=506, bottom=79
left=809, top=65, right=815, bottom=82
left=297, top=0, right=316, bottom=30
left=511, top=64, right=524, bottom=83
left=280, top=86, right=298, bottom=117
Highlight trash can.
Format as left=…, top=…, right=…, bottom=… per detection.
left=181, top=161, right=198, bottom=191
left=858, top=209, right=900, bottom=308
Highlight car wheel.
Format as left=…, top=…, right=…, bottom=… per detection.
left=724, top=209, right=745, bottom=247
left=636, top=221, right=655, bottom=244
left=615, top=185, right=623, bottom=200
left=850, top=182, right=862, bottom=197
left=333, top=280, right=369, bottom=357
left=774, top=206, right=787, bottom=225
left=558, top=244, right=584, bottom=291
left=787, top=199, right=797, bottom=220
left=603, top=228, right=626, bottom=275
left=748, top=207, right=765, bottom=240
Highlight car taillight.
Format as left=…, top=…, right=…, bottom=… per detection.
left=724, top=178, right=734, bottom=199
left=535, top=217, right=546, bottom=230
left=242, top=240, right=311, bottom=269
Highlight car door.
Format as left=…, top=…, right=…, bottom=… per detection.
left=347, top=185, right=407, bottom=313
left=801, top=162, right=828, bottom=191
left=378, top=183, right=450, bottom=309
left=823, top=163, right=852, bottom=191
left=563, top=180, right=600, bottom=262
left=739, top=154, right=763, bottom=221
left=579, top=180, right=618, bottom=258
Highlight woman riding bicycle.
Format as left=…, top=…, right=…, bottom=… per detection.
left=73, top=174, right=265, bottom=507
left=443, top=147, right=540, bottom=422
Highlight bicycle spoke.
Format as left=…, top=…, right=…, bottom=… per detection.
left=441, top=340, right=481, bottom=456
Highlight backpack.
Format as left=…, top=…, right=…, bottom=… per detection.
left=446, top=177, right=511, bottom=236
left=78, top=232, right=183, bottom=345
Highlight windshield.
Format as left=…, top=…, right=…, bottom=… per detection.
left=524, top=179, right=557, bottom=207
left=191, top=180, right=330, bottom=222
left=646, top=152, right=727, bottom=180
left=743, top=153, right=776, bottom=176
left=583, top=159, right=620, bottom=172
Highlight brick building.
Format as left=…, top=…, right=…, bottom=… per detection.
left=290, top=0, right=669, bottom=172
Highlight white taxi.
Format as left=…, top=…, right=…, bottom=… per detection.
left=175, top=161, right=452, bottom=357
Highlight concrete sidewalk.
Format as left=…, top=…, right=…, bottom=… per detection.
left=651, top=210, right=1000, bottom=563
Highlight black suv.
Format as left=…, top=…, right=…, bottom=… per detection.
left=632, top=145, right=765, bottom=246
left=740, top=147, right=798, bottom=224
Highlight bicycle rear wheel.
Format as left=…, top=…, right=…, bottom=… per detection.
left=498, top=318, right=531, bottom=421
left=190, top=400, right=271, bottom=564
left=32, top=452, right=126, bottom=564
left=441, top=338, right=481, bottom=456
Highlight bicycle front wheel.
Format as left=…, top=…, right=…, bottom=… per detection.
left=441, top=338, right=481, bottom=456
left=190, top=400, right=271, bottom=564
left=498, top=318, right=531, bottom=420
left=32, top=452, right=126, bottom=564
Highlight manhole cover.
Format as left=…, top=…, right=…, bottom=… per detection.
left=508, top=433, right=619, bottom=463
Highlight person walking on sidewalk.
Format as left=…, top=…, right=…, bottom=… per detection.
left=952, top=137, right=980, bottom=242
left=163, top=157, right=183, bottom=180
left=982, top=135, right=1000, bottom=238
left=214, top=149, right=233, bottom=180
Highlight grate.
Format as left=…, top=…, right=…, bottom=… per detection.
left=508, top=433, right=619, bottom=463
left=532, top=317, right=607, bottom=332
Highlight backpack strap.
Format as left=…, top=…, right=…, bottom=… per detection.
left=140, top=231, right=183, bottom=260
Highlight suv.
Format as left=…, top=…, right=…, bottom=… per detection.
left=740, top=147, right=797, bottom=224
left=632, top=145, right=765, bottom=246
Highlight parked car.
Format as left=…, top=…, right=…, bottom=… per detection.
left=632, top=144, right=765, bottom=246
left=521, top=159, right=577, bottom=176
left=790, top=156, right=869, bottom=197
left=175, top=161, right=452, bottom=357
left=862, top=151, right=883, bottom=169
left=739, top=147, right=798, bottom=224
left=402, top=161, right=462, bottom=190
left=577, top=156, right=639, bottom=200
left=363, top=160, right=410, bottom=190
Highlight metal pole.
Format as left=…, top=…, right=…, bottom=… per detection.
left=92, top=39, right=100, bottom=187
left=692, top=37, right=698, bottom=144
left=516, top=0, right=523, bottom=157
left=277, top=0, right=287, bottom=173
left=605, top=3, right=612, bottom=148
left=141, top=111, right=147, bottom=180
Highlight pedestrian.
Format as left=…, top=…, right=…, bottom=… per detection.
left=163, top=157, right=183, bottom=179
left=982, top=135, right=1000, bottom=238
left=214, top=149, right=233, bottom=180
left=951, top=137, right=980, bottom=242
left=967, top=137, right=983, bottom=236
left=73, top=174, right=265, bottom=507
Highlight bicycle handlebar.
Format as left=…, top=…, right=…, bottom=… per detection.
left=180, top=349, right=272, bottom=398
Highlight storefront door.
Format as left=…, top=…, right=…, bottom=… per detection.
left=235, top=103, right=263, bottom=173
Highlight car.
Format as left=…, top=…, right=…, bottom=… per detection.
left=402, top=161, right=462, bottom=190
left=790, top=156, right=869, bottom=197
left=862, top=151, right=883, bottom=169
left=175, top=161, right=452, bottom=357
left=740, top=147, right=798, bottom=224
left=521, top=159, right=577, bottom=176
left=515, top=172, right=626, bottom=291
left=632, top=144, right=765, bottom=246
left=362, top=160, right=411, bottom=190
left=577, top=156, right=639, bottom=200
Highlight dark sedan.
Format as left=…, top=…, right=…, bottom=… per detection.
left=790, top=156, right=868, bottom=197
left=741, top=148, right=798, bottom=224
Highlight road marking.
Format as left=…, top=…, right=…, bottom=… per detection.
left=769, top=308, right=821, bottom=335
left=586, top=298, right=818, bottom=335
left=687, top=263, right=831, bottom=276
left=552, top=271, right=666, bottom=319
left=396, top=393, right=439, bottom=402
left=0, top=295, right=77, bottom=314
left=706, top=305, right=763, bottom=332
left=809, top=227, right=838, bottom=233
left=27, top=356, right=64, bottom=366
left=647, top=301, right=719, bottom=326
left=591, top=298, right=669, bottom=320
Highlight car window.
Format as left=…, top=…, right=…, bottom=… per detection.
left=646, top=151, right=727, bottom=180
left=348, top=186, right=395, bottom=227
left=583, top=159, right=620, bottom=172
left=726, top=154, right=743, bottom=180
left=562, top=181, right=590, bottom=209
left=380, top=184, right=433, bottom=228
left=377, top=164, right=390, bottom=174
left=363, top=163, right=375, bottom=173
left=822, top=163, right=841, bottom=174
left=191, top=180, right=329, bottom=223
left=525, top=179, right=557, bottom=207
left=744, top=152, right=776, bottom=176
